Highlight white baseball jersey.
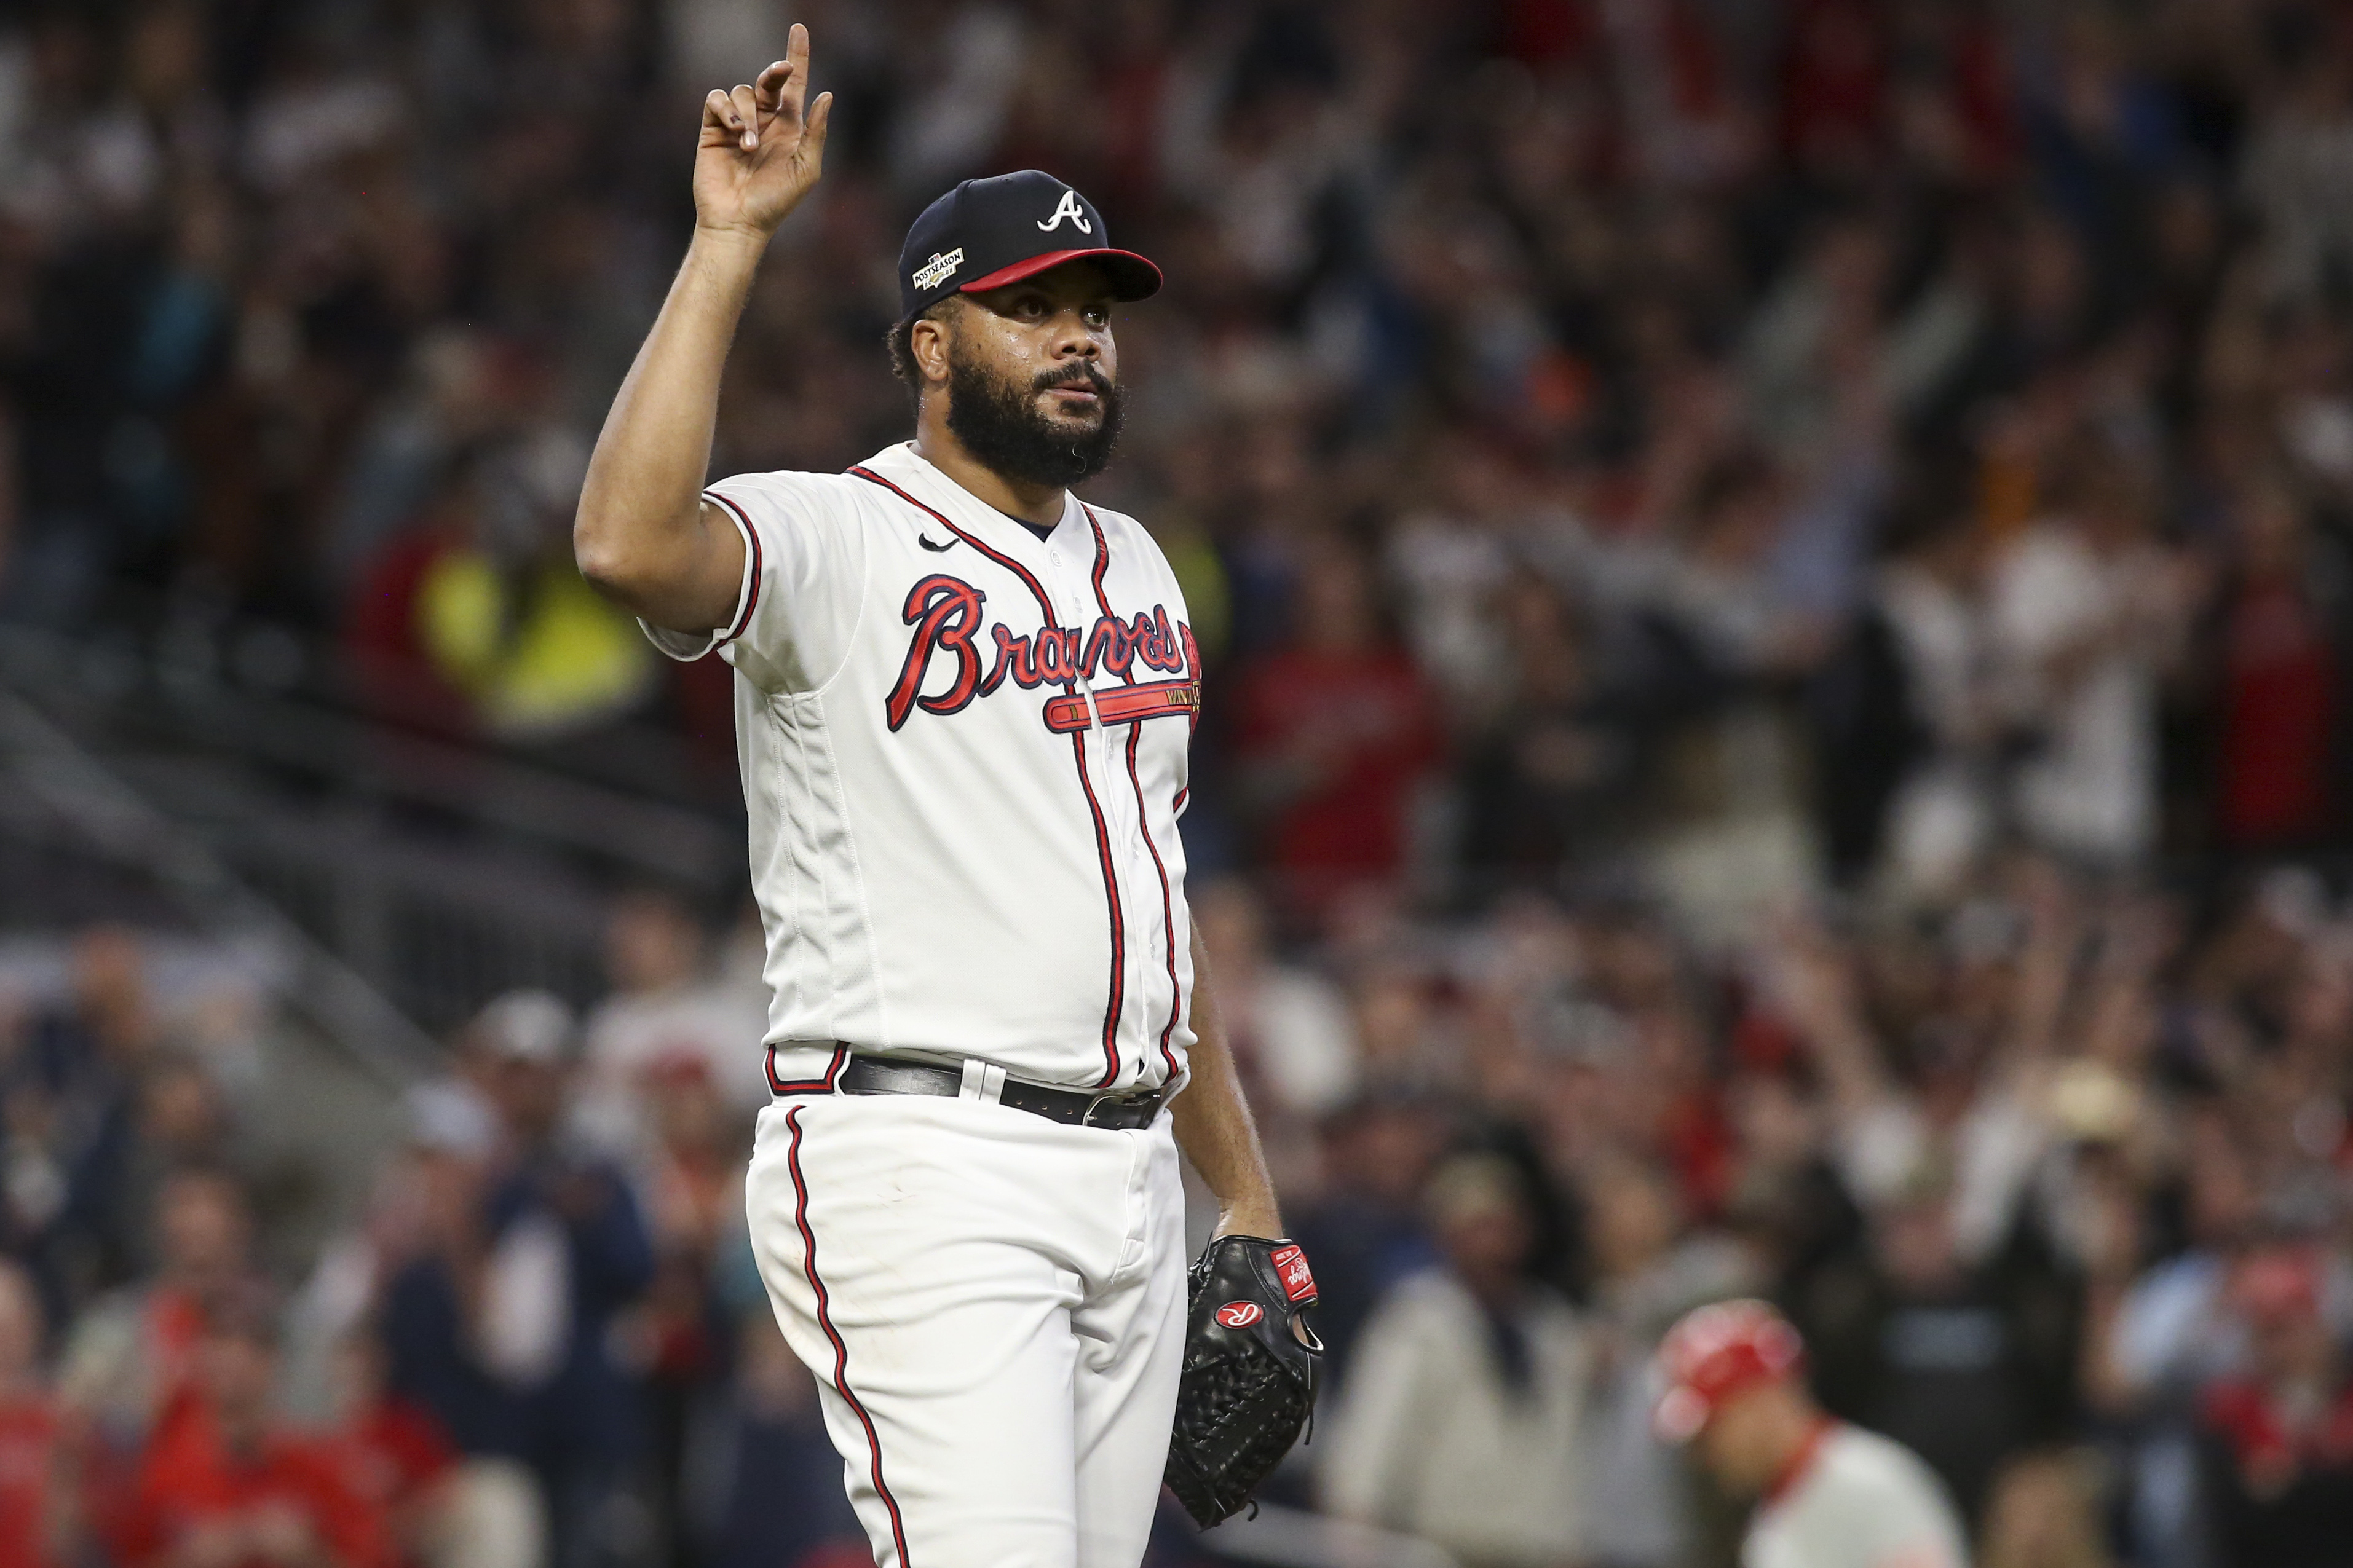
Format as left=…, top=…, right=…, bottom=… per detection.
left=1744, top=1424, right=1970, bottom=1568
left=644, top=439, right=1198, bottom=1097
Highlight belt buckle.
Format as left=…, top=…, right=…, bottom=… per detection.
left=1082, top=1090, right=1157, bottom=1128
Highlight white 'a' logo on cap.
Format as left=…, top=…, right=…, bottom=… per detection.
left=1037, top=189, right=1093, bottom=234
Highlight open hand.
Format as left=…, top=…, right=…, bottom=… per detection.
left=695, top=23, right=834, bottom=240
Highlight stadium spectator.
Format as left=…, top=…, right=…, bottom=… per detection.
left=314, top=1326, right=469, bottom=1568
left=1457, top=573, right=1645, bottom=899
left=1576, top=1157, right=1753, bottom=1568
left=1322, top=1152, right=1595, bottom=1568
left=2194, top=1245, right=2353, bottom=1567
left=4, top=927, right=162, bottom=1320
left=2200, top=473, right=2351, bottom=859
left=1283, top=1090, right=1444, bottom=1387
left=0, top=1259, right=70, bottom=1567
left=60, top=1165, right=255, bottom=1453
left=1230, top=530, right=1442, bottom=925
left=380, top=992, right=652, bottom=1568
left=1191, top=875, right=1362, bottom=1123
left=630, top=1054, right=740, bottom=1564
left=579, top=888, right=769, bottom=1152
left=114, top=1283, right=396, bottom=1568
left=1977, top=1449, right=2116, bottom=1568
left=705, top=1307, right=863, bottom=1568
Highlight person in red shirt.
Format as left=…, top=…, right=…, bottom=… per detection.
left=59, top=1165, right=255, bottom=1451
left=0, top=1259, right=73, bottom=1568
left=2212, top=478, right=2341, bottom=854
left=1230, top=533, right=1441, bottom=926
left=314, top=1328, right=461, bottom=1568
left=116, top=1286, right=397, bottom=1568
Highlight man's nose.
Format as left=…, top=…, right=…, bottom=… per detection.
left=1050, top=312, right=1099, bottom=356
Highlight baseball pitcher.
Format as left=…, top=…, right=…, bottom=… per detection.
left=574, top=26, right=1318, bottom=1568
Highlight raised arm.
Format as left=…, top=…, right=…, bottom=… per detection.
left=574, top=25, right=833, bottom=632
left=1762, top=914, right=1891, bottom=1124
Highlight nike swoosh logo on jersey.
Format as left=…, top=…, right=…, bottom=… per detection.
left=919, top=536, right=957, bottom=552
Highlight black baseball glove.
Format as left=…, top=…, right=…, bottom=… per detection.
left=1163, top=1234, right=1323, bottom=1529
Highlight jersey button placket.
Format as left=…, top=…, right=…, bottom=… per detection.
left=1049, top=554, right=1107, bottom=733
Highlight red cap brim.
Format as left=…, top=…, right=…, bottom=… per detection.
left=960, top=248, right=1163, bottom=301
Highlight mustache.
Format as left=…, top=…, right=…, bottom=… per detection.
left=1034, top=363, right=1113, bottom=396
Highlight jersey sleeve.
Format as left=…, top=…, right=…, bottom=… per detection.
left=636, top=470, right=869, bottom=693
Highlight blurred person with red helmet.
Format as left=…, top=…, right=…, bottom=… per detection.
left=1656, top=1298, right=1969, bottom=1568
left=2195, top=1243, right=2353, bottom=1567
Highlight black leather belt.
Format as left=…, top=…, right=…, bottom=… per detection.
left=837, top=1054, right=1171, bottom=1130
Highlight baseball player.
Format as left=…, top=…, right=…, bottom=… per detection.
left=572, top=26, right=1310, bottom=1568
left=1655, top=1299, right=1971, bottom=1568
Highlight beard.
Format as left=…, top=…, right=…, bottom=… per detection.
left=944, top=346, right=1125, bottom=489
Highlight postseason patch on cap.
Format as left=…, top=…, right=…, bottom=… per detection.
left=911, top=247, right=963, bottom=292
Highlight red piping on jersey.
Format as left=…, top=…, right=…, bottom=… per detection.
left=1068, top=733, right=1127, bottom=1089
left=705, top=490, right=765, bottom=642
left=1762, top=1418, right=1837, bottom=1510
left=1126, top=725, right=1183, bottom=1084
left=784, top=1106, right=911, bottom=1568
left=1086, top=506, right=1184, bottom=1086
left=847, top=465, right=1127, bottom=1089
left=1088, top=508, right=1113, bottom=611
left=767, top=1042, right=848, bottom=1097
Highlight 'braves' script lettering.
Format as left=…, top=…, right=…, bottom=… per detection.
left=891, top=575, right=1196, bottom=730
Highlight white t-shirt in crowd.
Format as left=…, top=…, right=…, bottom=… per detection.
left=1321, top=1271, right=1594, bottom=1567
left=581, top=980, right=775, bottom=1121
left=1989, top=525, right=2159, bottom=865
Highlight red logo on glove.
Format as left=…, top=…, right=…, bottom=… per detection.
left=1216, top=1301, right=1264, bottom=1329
left=1270, top=1245, right=1317, bottom=1304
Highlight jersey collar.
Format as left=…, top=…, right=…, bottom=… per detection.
left=1761, top=1418, right=1837, bottom=1510
left=863, top=441, right=1083, bottom=554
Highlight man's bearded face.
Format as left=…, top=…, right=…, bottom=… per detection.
left=943, top=331, right=1125, bottom=490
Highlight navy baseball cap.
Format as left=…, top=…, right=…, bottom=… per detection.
left=898, top=170, right=1162, bottom=320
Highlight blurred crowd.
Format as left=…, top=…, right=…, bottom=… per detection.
left=6, top=1, right=2353, bottom=1567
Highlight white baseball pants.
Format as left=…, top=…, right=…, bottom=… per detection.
left=745, top=1090, right=1190, bottom=1568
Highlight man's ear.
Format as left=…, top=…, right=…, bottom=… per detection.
left=910, top=302, right=959, bottom=388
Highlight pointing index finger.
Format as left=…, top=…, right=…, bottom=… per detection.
left=781, top=22, right=812, bottom=116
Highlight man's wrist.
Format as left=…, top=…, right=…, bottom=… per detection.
left=1214, top=1202, right=1284, bottom=1240
left=688, top=221, right=776, bottom=267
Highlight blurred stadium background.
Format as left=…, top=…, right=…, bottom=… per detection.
left=1, top=1, right=2351, bottom=1566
